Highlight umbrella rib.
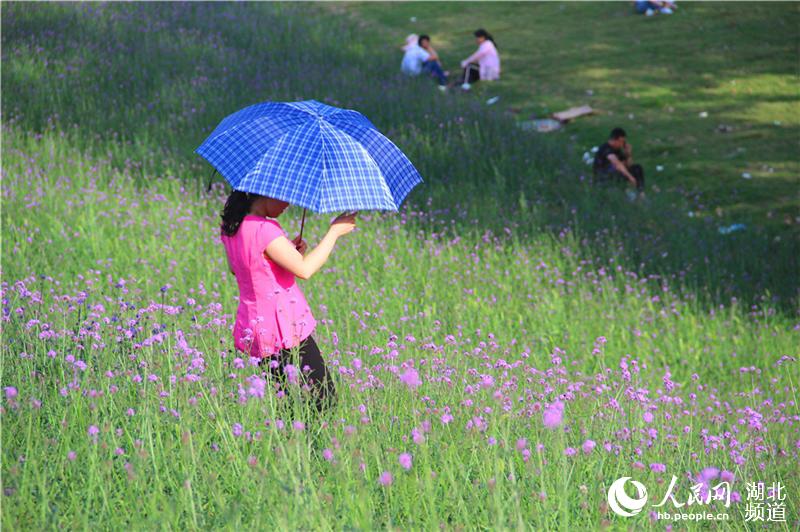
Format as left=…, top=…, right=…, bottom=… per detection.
left=201, top=102, right=282, bottom=142
left=315, top=118, right=327, bottom=212
left=237, top=129, right=294, bottom=194
left=320, top=123, right=396, bottom=211
left=198, top=111, right=305, bottom=150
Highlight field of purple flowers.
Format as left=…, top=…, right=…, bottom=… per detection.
left=2, top=3, right=798, bottom=530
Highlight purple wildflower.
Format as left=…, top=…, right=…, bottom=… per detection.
left=399, top=367, right=421, bottom=390
left=399, top=453, right=413, bottom=470
left=582, top=440, right=596, bottom=454
left=542, top=401, right=564, bottom=428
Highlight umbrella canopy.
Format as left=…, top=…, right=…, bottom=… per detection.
left=196, top=100, right=423, bottom=213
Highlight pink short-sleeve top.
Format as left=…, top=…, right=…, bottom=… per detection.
left=221, top=215, right=316, bottom=358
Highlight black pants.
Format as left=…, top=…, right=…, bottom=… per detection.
left=461, top=63, right=480, bottom=84
left=628, top=164, right=645, bottom=190
left=259, top=336, right=336, bottom=412
left=594, top=164, right=645, bottom=190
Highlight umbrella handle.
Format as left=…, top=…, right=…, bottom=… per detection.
left=299, top=208, right=307, bottom=243
left=206, top=169, right=218, bottom=193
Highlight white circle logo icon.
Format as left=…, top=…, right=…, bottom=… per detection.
left=607, top=477, right=648, bottom=517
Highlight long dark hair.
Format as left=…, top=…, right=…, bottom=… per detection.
left=220, top=190, right=258, bottom=236
left=474, top=28, right=497, bottom=51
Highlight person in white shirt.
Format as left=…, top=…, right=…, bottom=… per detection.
left=400, top=34, right=429, bottom=76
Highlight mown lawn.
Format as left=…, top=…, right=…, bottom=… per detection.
left=342, top=1, right=800, bottom=234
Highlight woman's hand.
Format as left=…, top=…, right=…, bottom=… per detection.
left=329, top=212, right=357, bottom=237
left=291, top=235, right=308, bottom=255
left=266, top=214, right=356, bottom=280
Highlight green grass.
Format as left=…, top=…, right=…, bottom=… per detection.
left=2, top=3, right=799, bottom=530
left=3, top=3, right=798, bottom=308
left=4, top=123, right=798, bottom=530
left=342, top=1, right=800, bottom=234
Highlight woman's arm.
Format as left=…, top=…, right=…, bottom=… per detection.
left=461, top=45, right=488, bottom=67
left=265, top=214, right=356, bottom=280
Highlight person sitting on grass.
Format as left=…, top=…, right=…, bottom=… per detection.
left=634, top=0, right=677, bottom=16
left=400, top=33, right=425, bottom=75
left=400, top=34, right=447, bottom=90
left=457, top=28, right=500, bottom=91
left=592, top=127, right=645, bottom=192
left=219, top=190, right=356, bottom=412
left=418, top=34, right=448, bottom=88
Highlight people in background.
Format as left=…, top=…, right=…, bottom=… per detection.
left=593, top=127, right=645, bottom=192
left=458, top=29, right=500, bottom=91
left=418, top=34, right=448, bottom=87
left=400, top=33, right=447, bottom=90
left=634, top=1, right=677, bottom=16
left=400, top=34, right=426, bottom=75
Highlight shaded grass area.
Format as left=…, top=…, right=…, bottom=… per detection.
left=3, top=2, right=798, bottom=310
left=2, top=4, right=799, bottom=530
left=342, top=1, right=800, bottom=233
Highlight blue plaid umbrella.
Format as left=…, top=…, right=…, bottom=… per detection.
left=196, top=100, right=423, bottom=223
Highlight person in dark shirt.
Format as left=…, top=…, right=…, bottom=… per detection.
left=418, top=35, right=448, bottom=88
left=593, top=127, right=645, bottom=192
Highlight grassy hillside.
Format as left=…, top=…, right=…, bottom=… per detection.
left=343, top=1, right=800, bottom=233
left=2, top=3, right=798, bottom=530
left=3, top=3, right=798, bottom=308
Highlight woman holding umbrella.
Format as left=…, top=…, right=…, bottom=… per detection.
left=220, top=192, right=356, bottom=411
left=197, top=100, right=422, bottom=412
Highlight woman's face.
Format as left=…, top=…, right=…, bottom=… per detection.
left=265, top=197, right=289, bottom=217
left=252, top=196, right=289, bottom=218
left=476, top=35, right=486, bottom=45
